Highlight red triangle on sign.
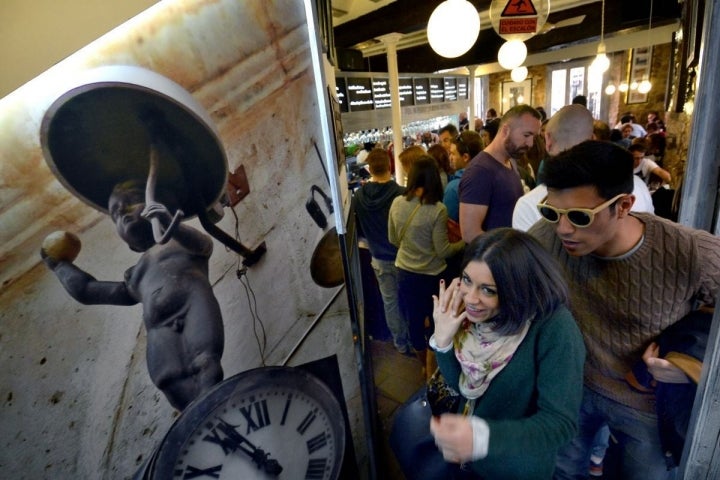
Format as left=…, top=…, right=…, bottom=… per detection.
left=501, top=0, right=538, bottom=17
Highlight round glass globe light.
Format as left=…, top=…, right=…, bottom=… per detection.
left=498, top=40, right=527, bottom=70
left=427, top=0, right=481, bottom=58
left=590, top=53, right=610, bottom=74
left=511, top=66, right=528, bottom=82
left=605, top=84, right=616, bottom=95
left=638, top=80, right=652, bottom=94
left=618, top=83, right=629, bottom=93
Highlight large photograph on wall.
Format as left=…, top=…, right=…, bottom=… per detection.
left=0, top=1, right=361, bottom=478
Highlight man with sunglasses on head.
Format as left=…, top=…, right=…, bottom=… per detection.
left=513, top=104, right=654, bottom=232
left=529, top=140, right=720, bottom=480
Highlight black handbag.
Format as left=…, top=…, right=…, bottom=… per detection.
left=390, top=387, right=453, bottom=480
left=426, top=368, right=462, bottom=416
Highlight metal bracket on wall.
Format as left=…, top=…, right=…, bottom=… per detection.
left=226, top=165, right=250, bottom=207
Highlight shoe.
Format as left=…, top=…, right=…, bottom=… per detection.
left=589, top=459, right=603, bottom=477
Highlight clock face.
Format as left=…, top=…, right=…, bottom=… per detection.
left=150, top=366, right=346, bottom=480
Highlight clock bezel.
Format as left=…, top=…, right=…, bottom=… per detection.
left=150, top=365, right=346, bottom=479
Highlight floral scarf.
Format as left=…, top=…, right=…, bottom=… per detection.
left=454, top=319, right=531, bottom=399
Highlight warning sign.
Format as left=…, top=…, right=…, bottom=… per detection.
left=501, top=0, right=537, bottom=17
left=499, top=18, right=538, bottom=34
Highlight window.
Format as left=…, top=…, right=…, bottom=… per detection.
left=547, top=60, right=604, bottom=119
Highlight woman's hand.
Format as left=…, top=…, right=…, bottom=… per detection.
left=430, top=414, right=474, bottom=463
left=432, top=278, right=467, bottom=348
left=642, top=342, right=691, bottom=384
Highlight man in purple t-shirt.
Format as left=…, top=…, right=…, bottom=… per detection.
left=459, top=104, right=542, bottom=243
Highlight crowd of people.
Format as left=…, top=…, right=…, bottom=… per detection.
left=352, top=103, right=720, bottom=479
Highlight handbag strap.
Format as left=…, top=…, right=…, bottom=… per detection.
left=398, top=202, right=421, bottom=244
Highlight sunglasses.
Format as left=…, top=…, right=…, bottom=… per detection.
left=537, top=193, right=626, bottom=228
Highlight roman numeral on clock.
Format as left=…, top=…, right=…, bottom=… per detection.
left=306, top=432, right=328, bottom=454
left=297, top=409, right=317, bottom=435
left=240, top=398, right=271, bottom=433
left=305, top=458, right=328, bottom=479
left=202, top=423, right=235, bottom=454
left=281, top=393, right=293, bottom=425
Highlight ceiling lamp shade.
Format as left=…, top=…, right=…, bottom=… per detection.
left=427, top=0, right=481, bottom=58
left=590, top=0, right=610, bottom=75
left=590, top=42, right=610, bottom=74
left=638, top=80, right=652, bottom=94
left=497, top=40, right=527, bottom=70
left=511, top=66, right=528, bottom=82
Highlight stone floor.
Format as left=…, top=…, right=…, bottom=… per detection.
left=369, top=338, right=424, bottom=480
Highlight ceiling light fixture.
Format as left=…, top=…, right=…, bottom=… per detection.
left=638, top=0, right=654, bottom=94
left=590, top=0, right=610, bottom=74
left=427, top=0, right=480, bottom=58
left=497, top=40, right=527, bottom=70
left=511, top=66, right=528, bottom=82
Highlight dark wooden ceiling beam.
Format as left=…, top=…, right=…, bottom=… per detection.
left=333, top=0, right=681, bottom=74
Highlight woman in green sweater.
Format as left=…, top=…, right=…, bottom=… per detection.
left=429, top=228, right=585, bottom=479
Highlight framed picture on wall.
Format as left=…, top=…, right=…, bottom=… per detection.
left=501, top=79, right=532, bottom=112
left=685, top=0, right=704, bottom=68
left=626, top=46, right=653, bottom=104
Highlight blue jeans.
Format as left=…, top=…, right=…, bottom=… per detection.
left=590, top=424, right=610, bottom=460
left=370, top=257, right=409, bottom=350
left=554, top=387, right=676, bottom=480
left=397, top=268, right=442, bottom=351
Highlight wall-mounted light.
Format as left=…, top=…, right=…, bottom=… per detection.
left=498, top=40, right=527, bottom=70
left=427, top=0, right=480, bottom=58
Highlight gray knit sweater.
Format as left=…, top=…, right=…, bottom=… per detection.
left=529, top=213, right=720, bottom=412
left=388, top=196, right=465, bottom=275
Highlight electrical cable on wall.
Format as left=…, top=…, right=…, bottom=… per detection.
left=230, top=205, right=268, bottom=365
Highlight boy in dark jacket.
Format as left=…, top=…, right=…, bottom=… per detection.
left=352, top=149, right=409, bottom=353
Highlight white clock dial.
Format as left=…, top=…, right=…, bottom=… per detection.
left=150, top=367, right=345, bottom=480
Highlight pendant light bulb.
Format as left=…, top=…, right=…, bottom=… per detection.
left=511, top=66, right=528, bottom=82
left=590, top=42, right=610, bottom=74
left=497, top=40, right=527, bottom=70
left=427, top=0, right=481, bottom=58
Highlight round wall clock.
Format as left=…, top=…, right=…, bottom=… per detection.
left=146, top=366, right=346, bottom=479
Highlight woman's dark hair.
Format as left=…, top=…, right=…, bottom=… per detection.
left=404, top=155, right=443, bottom=204
left=543, top=140, right=634, bottom=202
left=456, top=130, right=483, bottom=158
left=427, top=144, right=453, bottom=175
left=482, top=118, right=501, bottom=141
left=462, top=228, right=569, bottom=335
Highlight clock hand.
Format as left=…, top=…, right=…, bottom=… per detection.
left=215, top=419, right=283, bottom=476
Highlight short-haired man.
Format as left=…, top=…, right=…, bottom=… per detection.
left=444, top=130, right=483, bottom=223
left=628, top=142, right=671, bottom=188
left=528, top=140, right=720, bottom=480
left=459, top=104, right=541, bottom=243
left=352, top=149, right=409, bottom=353
left=438, top=123, right=459, bottom=154
left=513, top=105, right=654, bottom=231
